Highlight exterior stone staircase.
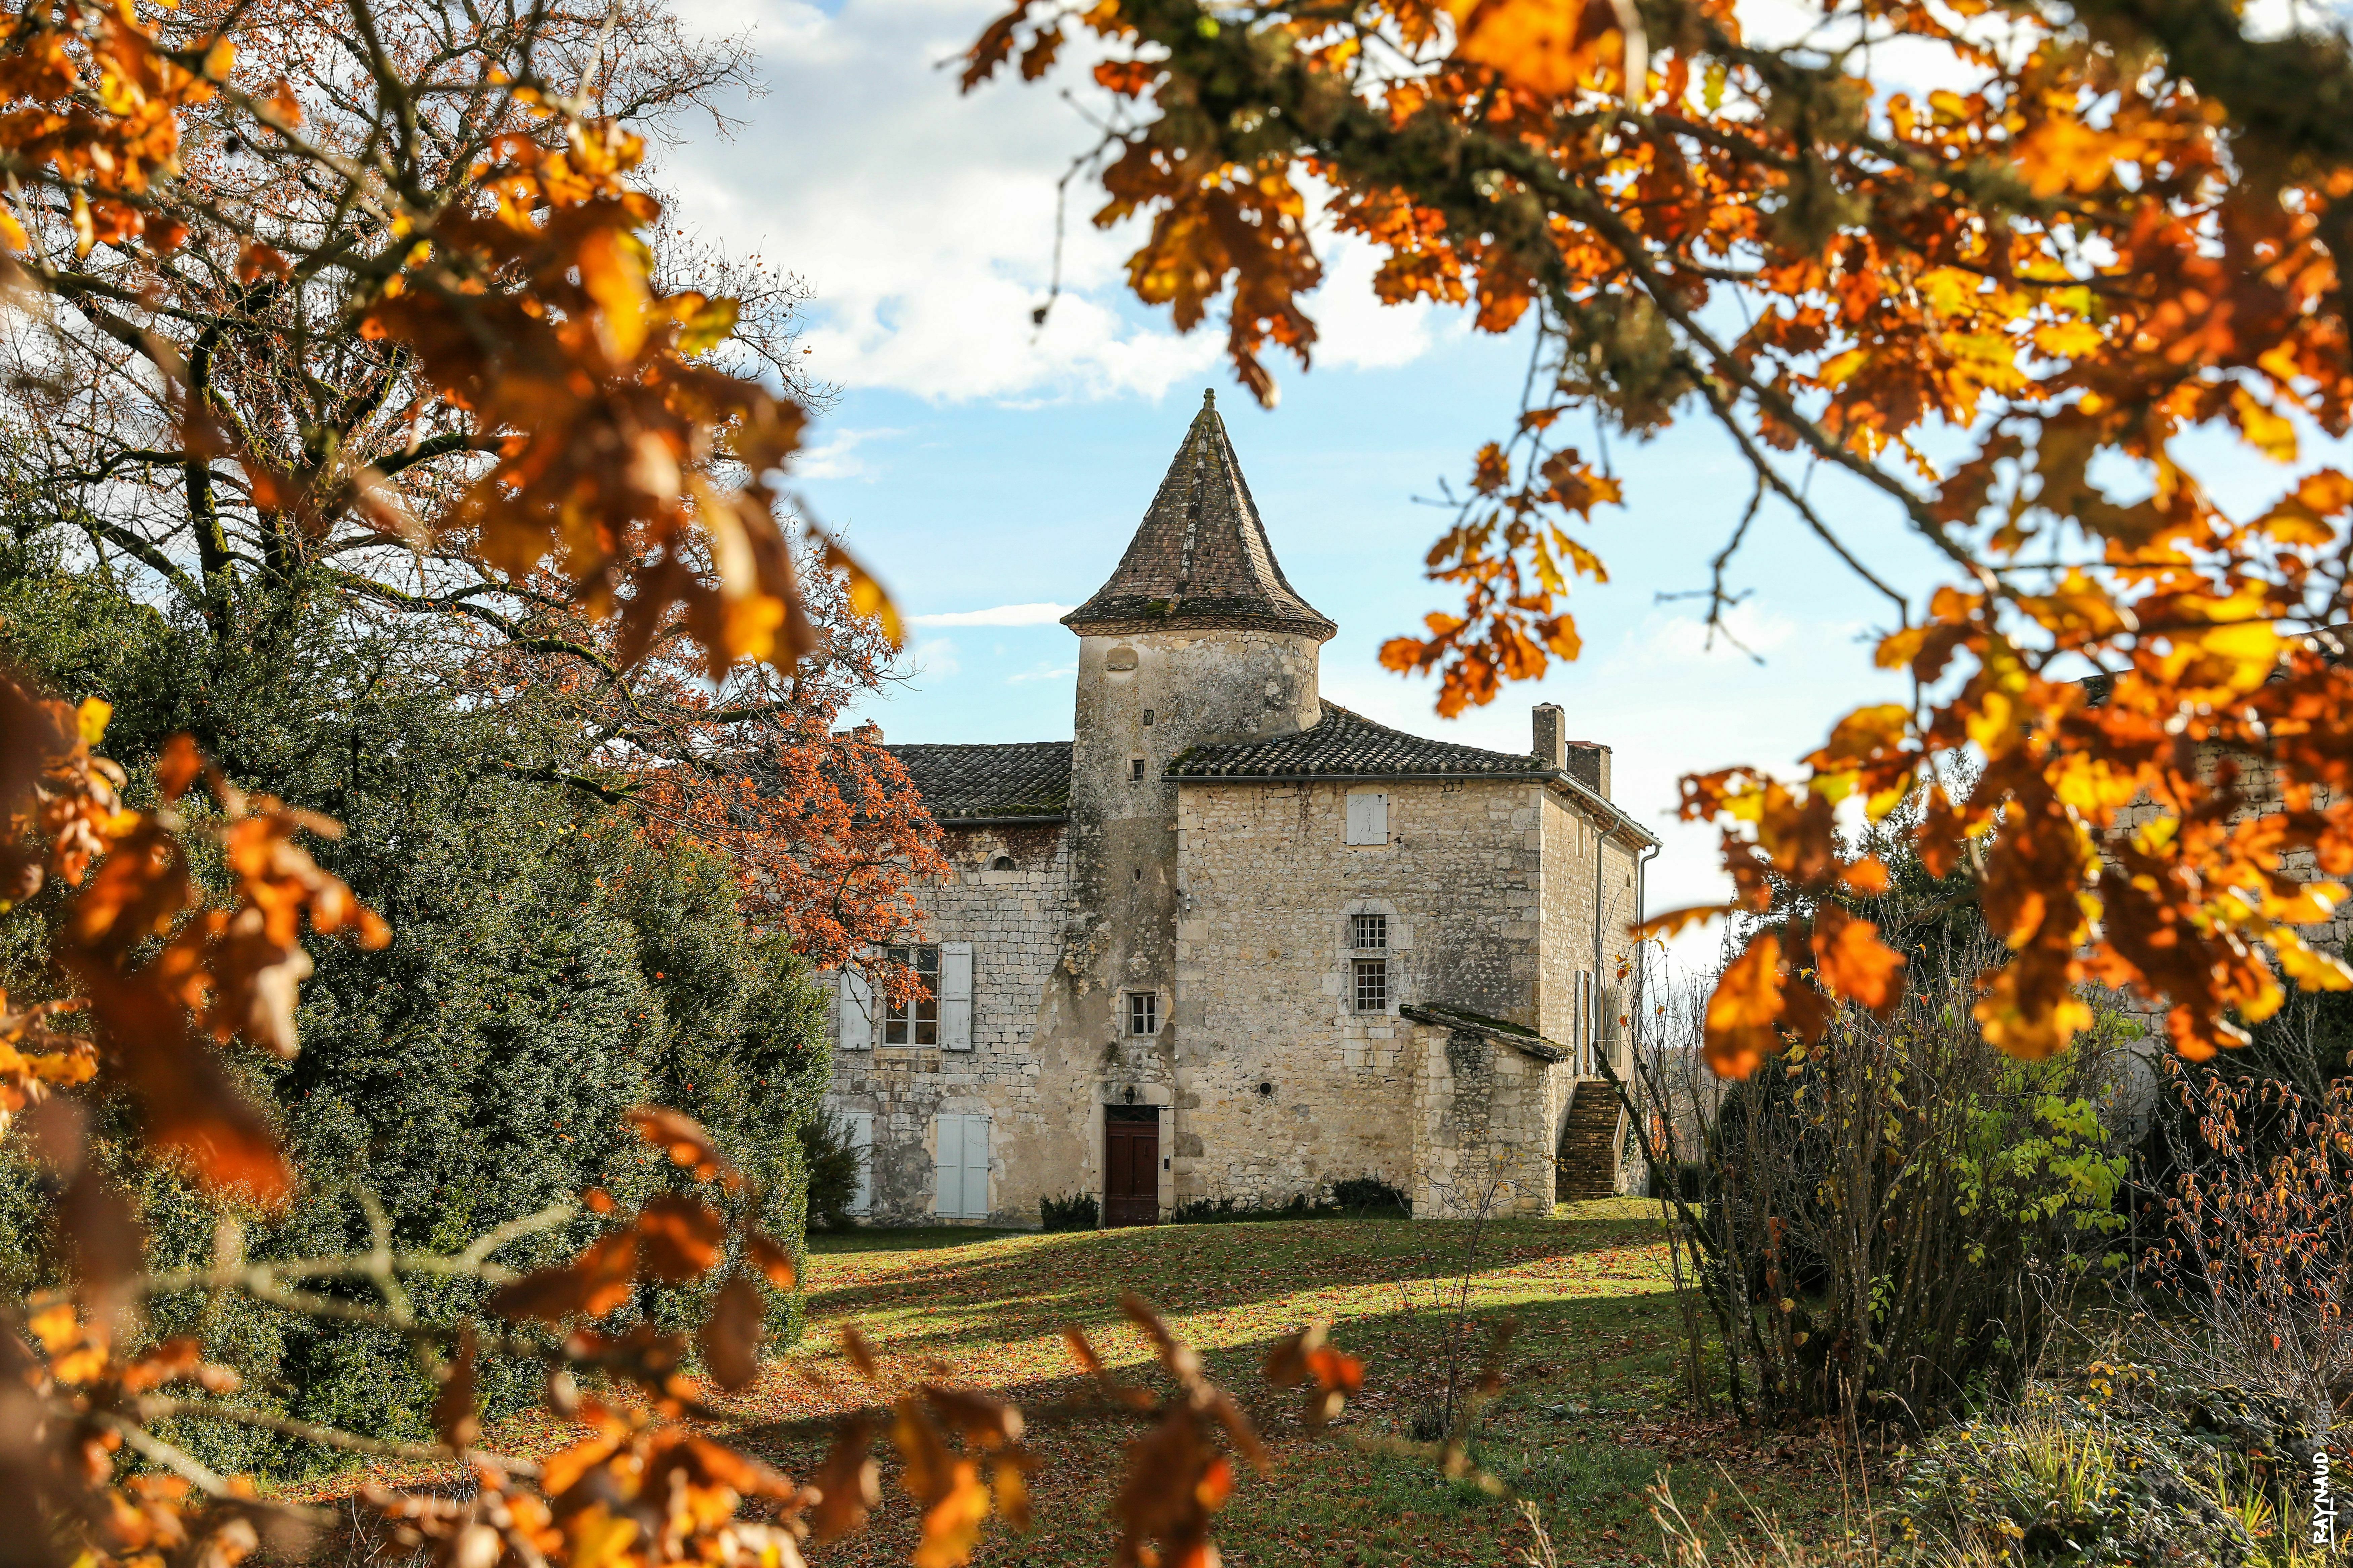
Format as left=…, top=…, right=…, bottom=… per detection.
left=1554, top=1079, right=1622, bottom=1201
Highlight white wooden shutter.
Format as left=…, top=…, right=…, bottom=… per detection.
left=961, top=1117, right=990, bottom=1218
left=940, top=942, right=974, bottom=1050
left=934, top=1115, right=963, bottom=1218
left=847, top=1112, right=873, bottom=1215
left=1575, top=971, right=1594, bottom=1071
left=933, top=1115, right=991, bottom=1218
left=1345, top=790, right=1389, bottom=845
left=838, top=967, right=873, bottom=1051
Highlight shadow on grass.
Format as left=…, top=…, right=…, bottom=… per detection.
left=798, top=1204, right=1672, bottom=1353
left=809, top=1225, right=1027, bottom=1254
left=743, top=1222, right=1805, bottom=1568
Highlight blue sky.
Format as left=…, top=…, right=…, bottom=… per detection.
left=652, top=0, right=1939, bottom=936
left=655, top=0, right=2328, bottom=942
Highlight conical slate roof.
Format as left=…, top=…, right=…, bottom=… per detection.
left=1062, top=390, right=1337, bottom=641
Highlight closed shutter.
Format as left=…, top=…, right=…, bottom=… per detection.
left=934, top=1115, right=962, bottom=1218
left=838, top=967, right=873, bottom=1051
left=847, top=1112, right=873, bottom=1215
left=1575, top=971, right=1594, bottom=1072
left=961, top=1117, right=990, bottom=1218
left=1344, top=791, right=1389, bottom=845
left=933, top=1114, right=991, bottom=1219
left=940, top=942, right=974, bottom=1050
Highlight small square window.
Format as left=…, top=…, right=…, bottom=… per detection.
left=1127, top=991, right=1159, bottom=1036
left=1143, top=708, right=1155, bottom=726
left=1351, top=912, right=1388, bottom=952
left=1352, top=958, right=1389, bottom=1014
left=1130, top=757, right=1147, bottom=781
left=884, top=944, right=939, bottom=1045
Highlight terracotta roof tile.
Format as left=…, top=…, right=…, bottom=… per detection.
left=1063, top=390, right=1336, bottom=641
left=886, top=741, right=1071, bottom=822
left=1167, top=701, right=1543, bottom=779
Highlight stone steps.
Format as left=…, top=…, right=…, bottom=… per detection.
left=1555, top=1083, right=1622, bottom=1201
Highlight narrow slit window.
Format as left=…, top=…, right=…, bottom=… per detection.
left=884, top=943, right=939, bottom=1045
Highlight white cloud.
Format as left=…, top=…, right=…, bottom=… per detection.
left=1618, top=602, right=1864, bottom=670
left=908, top=601, right=1076, bottom=627
left=664, top=0, right=1459, bottom=403
left=909, top=635, right=962, bottom=677
left=1006, top=662, right=1077, bottom=684
left=792, top=425, right=906, bottom=480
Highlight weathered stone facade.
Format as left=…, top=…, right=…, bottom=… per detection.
left=826, top=394, right=1658, bottom=1226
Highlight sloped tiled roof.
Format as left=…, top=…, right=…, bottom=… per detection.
left=886, top=741, right=1071, bottom=823
left=1400, top=1004, right=1570, bottom=1063
left=1063, top=390, right=1337, bottom=641
left=1167, top=701, right=1544, bottom=779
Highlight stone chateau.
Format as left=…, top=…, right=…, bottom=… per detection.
left=826, top=392, right=1659, bottom=1226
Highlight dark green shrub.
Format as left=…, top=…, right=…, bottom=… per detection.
left=1039, top=1192, right=1098, bottom=1231
left=0, top=561, right=832, bottom=1477
left=1328, top=1176, right=1410, bottom=1215
left=802, top=1110, right=864, bottom=1232
left=1170, top=1193, right=1310, bottom=1225
left=1892, top=1371, right=2321, bottom=1566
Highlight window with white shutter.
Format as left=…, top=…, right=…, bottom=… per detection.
left=1575, top=971, right=1594, bottom=1074
left=940, top=942, right=973, bottom=1050
left=847, top=1112, right=873, bottom=1215
left=1344, top=790, right=1389, bottom=845
left=838, top=968, right=874, bottom=1051
left=933, top=1114, right=991, bottom=1219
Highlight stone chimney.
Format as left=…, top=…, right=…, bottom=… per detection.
left=1530, top=703, right=1567, bottom=770
left=1565, top=742, right=1611, bottom=799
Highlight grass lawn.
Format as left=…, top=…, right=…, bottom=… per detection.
left=703, top=1201, right=1856, bottom=1567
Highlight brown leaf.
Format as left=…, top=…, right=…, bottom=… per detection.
left=1704, top=933, right=1785, bottom=1080
left=57, top=1162, right=142, bottom=1332
left=699, top=1274, right=763, bottom=1392
left=636, top=1193, right=724, bottom=1282
left=1811, top=906, right=1905, bottom=1013
left=746, top=1227, right=796, bottom=1289
left=486, top=1230, right=637, bottom=1323
left=432, top=1327, right=478, bottom=1449
left=155, top=734, right=203, bottom=802
left=627, top=1105, right=742, bottom=1187
left=922, top=1386, right=1024, bottom=1449
left=810, top=1416, right=880, bottom=1541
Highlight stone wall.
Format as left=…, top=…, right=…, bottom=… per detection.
left=1407, top=1023, right=1570, bottom=1217
left=1171, top=777, right=1552, bottom=1209
left=1041, top=626, right=1337, bottom=1222
left=1538, top=791, right=1649, bottom=1191
left=825, top=821, right=1086, bottom=1226
left=826, top=762, right=1651, bottom=1225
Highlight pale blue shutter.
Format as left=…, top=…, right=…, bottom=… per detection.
left=940, top=942, right=973, bottom=1050
left=934, top=1115, right=960, bottom=1217
left=838, top=967, right=873, bottom=1051
left=961, top=1117, right=989, bottom=1219
left=848, top=1112, right=872, bottom=1216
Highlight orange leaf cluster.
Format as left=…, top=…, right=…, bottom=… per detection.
left=968, top=0, right=2353, bottom=1069
left=0, top=3, right=211, bottom=261
left=1, top=671, right=386, bottom=1198
left=358, top=120, right=822, bottom=679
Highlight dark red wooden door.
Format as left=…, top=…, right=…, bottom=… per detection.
left=1105, top=1109, right=1159, bottom=1228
